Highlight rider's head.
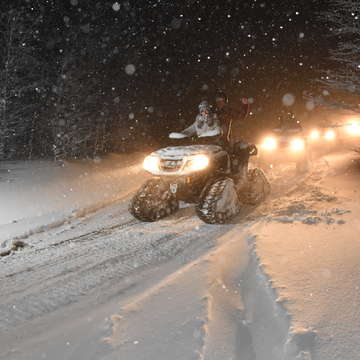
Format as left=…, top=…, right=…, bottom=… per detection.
left=215, top=90, right=228, bottom=109
left=198, top=100, right=211, bottom=116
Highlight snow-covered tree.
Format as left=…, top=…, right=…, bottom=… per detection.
left=320, top=0, right=360, bottom=93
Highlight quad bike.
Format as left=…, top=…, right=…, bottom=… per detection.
left=129, top=133, right=270, bottom=224
left=258, top=129, right=310, bottom=173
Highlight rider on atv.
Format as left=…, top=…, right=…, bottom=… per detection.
left=177, top=100, right=222, bottom=140
left=173, top=98, right=254, bottom=174
left=214, top=90, right=250, bottom=145
left=130, top=94, right=269, bottom=224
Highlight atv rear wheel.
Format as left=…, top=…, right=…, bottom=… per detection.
left=196, top=178, right=241, bottom=224
left=129, top=178, right=179, bottom=222
left=238, top=168, right=270, bottom=205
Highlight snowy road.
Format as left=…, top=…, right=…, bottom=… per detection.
left=1, top=148, right=360, bottom=359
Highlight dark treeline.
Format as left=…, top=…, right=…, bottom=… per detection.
left=0, top=0, right=166, bottom=160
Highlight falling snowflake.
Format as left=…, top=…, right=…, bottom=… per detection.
left=282, top=93, right=295, bottom=106
left=305, top=101, right=315, bottom=111
left=112, top=2, right=120, bottom=11
left=170, top=18, right=182, bottom=30
left=129, top=113, right=135, bottom=120
left=125, top=64, right=136, bottom=75
left=80, top=23, right=90, bottom=33
left=70, top=0, right=78, bottom=6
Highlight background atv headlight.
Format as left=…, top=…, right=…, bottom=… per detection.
left=346, top=122, right=360, bottom=136
left=324, top=129, right=336, bottom=141
left=185, top=154, right=209, bottom=171
left=143, top=155, right=160, bottom=172
left=309, top=129, right=320, bottom=140
left=261, top=137, right=277, bottom=151
left=290, top=138, right=305, bottom=152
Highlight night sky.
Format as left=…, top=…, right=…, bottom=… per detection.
left=93, top=0, right=328, bottom=137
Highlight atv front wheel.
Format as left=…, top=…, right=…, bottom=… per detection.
left=238, top=168, right=270, bottom=205
left=129, top=179, right=179, bottom=222
left=196, top=178, right=241, bottom=224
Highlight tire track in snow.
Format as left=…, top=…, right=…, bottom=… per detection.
left=0, top=209, right=223, bottom=331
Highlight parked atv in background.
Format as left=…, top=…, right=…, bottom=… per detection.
left=258, top=128, right=310, bottom=174
left=129, top=133, right=270, bottom=224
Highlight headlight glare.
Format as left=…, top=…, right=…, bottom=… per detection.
left=346, top=122, right=360, bottom=136
left=310, top=129, right=320, bottom=140
left=261, top=137, right=277, bottom=151
left=290, top=138, right=305, bottom=152
left=186, top=154, right=209, bottom=171
left=143, top=155, right=159, bottom=172
left=324, top=129, right=336, bottom=141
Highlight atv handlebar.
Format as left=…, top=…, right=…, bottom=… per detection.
left=169, top=132, right=188, bottom=139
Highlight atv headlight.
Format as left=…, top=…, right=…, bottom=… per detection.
left=346, top=122, right=360, bottom=136
left=261, top=137, right=277, bottom=151
left=143, top=155, right=160, bottom=172
left=309, top=129, right=320, bottom=140
left=324, top=129, right=336, bottom=141
left=290, top=138, right=305, bottom=152
left=185, top=154, right=209, bottom=172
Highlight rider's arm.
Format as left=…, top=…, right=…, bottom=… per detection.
left=181, top=122, right=197, bottom=137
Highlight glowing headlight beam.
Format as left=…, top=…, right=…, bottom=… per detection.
left=261, top=137, right=277, bottom=151
left=186, top=154, right=209, bottom=171
left=143, top=155, right=160, bottom=172
left=324, top=129, right=336, bottom=141
left=290, top=138, right=305, bottom=152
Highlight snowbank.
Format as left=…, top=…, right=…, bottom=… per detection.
left=0, top=153, right=147, bottom=247
left=243, top=152, right=360, bottom=360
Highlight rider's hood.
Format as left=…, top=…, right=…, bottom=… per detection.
left=152, top=145, right=223, bottom=159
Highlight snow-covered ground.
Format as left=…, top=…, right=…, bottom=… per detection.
left=246, top=151, right=360, bottom=360
left=0, top=153, right=146, bottom=247
left=0, top=148, right=360, bottom=360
